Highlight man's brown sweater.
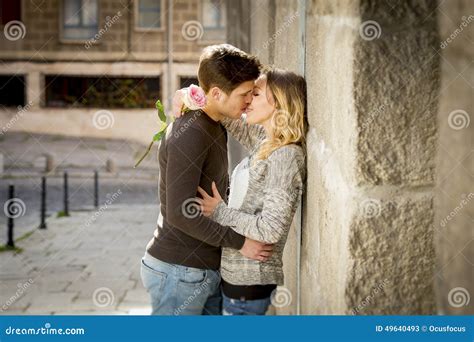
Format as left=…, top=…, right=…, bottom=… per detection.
left=146, top=109, right=245, bottom=270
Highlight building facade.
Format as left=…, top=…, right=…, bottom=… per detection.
left=0, top=0, right=226, bottom=144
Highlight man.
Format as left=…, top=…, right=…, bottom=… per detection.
left=141, top=44, right=273, bottom=315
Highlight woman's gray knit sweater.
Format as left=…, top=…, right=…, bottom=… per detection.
left=211, top=117, right=306, bottom=285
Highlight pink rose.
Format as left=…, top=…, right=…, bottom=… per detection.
left=183, top=84, right=207, bottom=109
left=172, top=89, right=186, bottom=118
left=172, top=84, right=206, bottom=118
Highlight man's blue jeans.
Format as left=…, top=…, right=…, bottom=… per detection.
left=140, top=252, right=222, bottom=315
left=222, top=293, right=271, bottom=315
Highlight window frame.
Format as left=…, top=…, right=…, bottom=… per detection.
left=43, top=74, right=162, bottom=109
left=0, top=74, right=26, bottom=109
left=59, top=0, right=100, bottom=44
left=178, top=75, right=199, bottom=89
left=134, top=0, right=165, bottom=33
left=198, top=0, right=227, bottom=44
left=201, top=0, right=225, bottom=30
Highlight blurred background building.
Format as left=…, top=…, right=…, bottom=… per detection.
left=0, top=0, right=227, bottom=145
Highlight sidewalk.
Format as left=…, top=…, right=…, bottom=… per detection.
left=0, top=132, right=159, bottom=173
left=0, top=204, right=156, bottom=315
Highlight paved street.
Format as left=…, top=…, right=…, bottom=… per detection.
left=1, top=133, right=160, bottom=315
left=0, top=204, right=156, bottom=315
left=1, top=132, right=160, bottom=240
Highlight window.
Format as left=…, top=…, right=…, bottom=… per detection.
left=136, top=0, right=162, bottom=29
left=62, top=0, right=98, bottom=40
left=202, top=0, right=226, bottom=29
left=179, top=76, right=199, bottom=89
left=0, top=1, right=21, bottom=25
left=0, top=75, right=25, bottom=108
left=201, top=0, right=226, bottom=41
left=44, top=75, right=161, bottom=109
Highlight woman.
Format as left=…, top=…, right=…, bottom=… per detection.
left=196, top=68, right=307, bottom=315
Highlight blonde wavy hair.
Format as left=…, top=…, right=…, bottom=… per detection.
left=255, top=68, right=308, bottom=161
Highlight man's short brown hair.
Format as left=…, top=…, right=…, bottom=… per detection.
left=198, top=44, right=261, bottom=94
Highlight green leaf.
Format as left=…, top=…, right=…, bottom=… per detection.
left=150, top=123, right=168, bottom=142
left=135, top=99, right=168, bottom=169
left=152, top=132, right=162, bottom=142
left=159, top=121, right=168, bottom=131
left=155, top=100, right=166, bottom=122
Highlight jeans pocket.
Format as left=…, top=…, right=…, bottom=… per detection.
left=179, top=267, right=207, bottom=286
left=175, top=271, right=212, bottom=315
left=140, top=258, right=167, bottom=292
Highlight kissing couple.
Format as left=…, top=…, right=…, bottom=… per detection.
left=141, top=44, right=307, bottom=316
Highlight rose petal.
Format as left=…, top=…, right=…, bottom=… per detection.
left=172, top=89, right=185, bottom=117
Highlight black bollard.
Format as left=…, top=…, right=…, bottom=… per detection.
left=39, top=176, right=47, bottom=229
left=94, top=170, right=99, bottom=209
left=63, top=171, right=69, bottom=216
left=6, top=185, right=15, bottom=247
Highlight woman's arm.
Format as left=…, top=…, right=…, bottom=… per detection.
left=221, top=117, right=266, bottom=152
left=211, top=145, right=305, bottom=244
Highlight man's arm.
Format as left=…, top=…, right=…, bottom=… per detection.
left=164, top=123, right=245, bottom=249
left=164, top=120, right=274, bottom=261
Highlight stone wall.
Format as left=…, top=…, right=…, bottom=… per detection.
left=248, top=0, right=449, bottom=314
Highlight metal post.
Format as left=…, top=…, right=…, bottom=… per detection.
left=39, top=176, right=47, bottom=229
left=94, top=170, right=99, bottom=209
left=63, top=171, right=69, bottom=216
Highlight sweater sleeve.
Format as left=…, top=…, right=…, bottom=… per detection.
left=165, top=124, right=245, bottom=249
left=220, top=117, right=266, bottom=152
left=211, top=145, right=305, bottom=244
